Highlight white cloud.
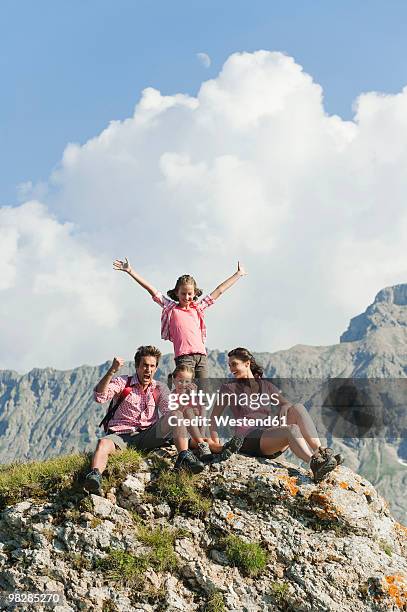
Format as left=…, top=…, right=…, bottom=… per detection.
left=2, top=50, right=407, bottom=371
left=197, top=52, right=211, bottom=68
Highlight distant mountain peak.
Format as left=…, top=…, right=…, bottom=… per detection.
left=341, top=283, right=407, bottom=343
left=374, top=283, right=407, bottom=306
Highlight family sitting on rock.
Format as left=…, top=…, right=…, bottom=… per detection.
left=84, top=259, right=342, bottom=494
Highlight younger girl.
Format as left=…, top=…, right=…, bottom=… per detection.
left=113, top=257, right=247, bottom=379
left=170, top=364, right=242, bottom=460
left=170, top=364, right=212, bottom=458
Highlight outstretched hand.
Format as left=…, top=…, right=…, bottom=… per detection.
left=113, top=257, right=131, bottom=273
left=237, top=261, right=248, bottom=276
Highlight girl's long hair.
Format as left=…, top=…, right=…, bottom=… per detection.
left=228, top=347, right=264, bottom=379
left=167, top=274, right=203, bottom=302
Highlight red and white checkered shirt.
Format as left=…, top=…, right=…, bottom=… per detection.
left=94, top=375, right=170, bottom=434
left=152, top=291, right=215, bottom=343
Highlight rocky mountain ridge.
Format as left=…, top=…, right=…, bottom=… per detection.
left=0, top=451, right=406, bottom=611
left=0, top=284, right=406, bottom=522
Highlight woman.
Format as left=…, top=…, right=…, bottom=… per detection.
left=210, top=347, right=342, bottom=482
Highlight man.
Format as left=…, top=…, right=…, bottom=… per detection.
left=84, top=345, right=205, bottom=494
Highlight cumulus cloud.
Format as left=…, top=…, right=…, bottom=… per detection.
left=197, top=52, right=211, bottom=68
left=2, top=50, right=407, bottom=371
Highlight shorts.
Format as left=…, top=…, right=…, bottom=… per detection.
left=175, top=353, right=208, bottom=379
left=240, top=428, right=284, bottom=459
left=103, top=416, right=173, bottom=452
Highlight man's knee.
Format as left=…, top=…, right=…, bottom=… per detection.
left=96, top=438, right=117, bottom=454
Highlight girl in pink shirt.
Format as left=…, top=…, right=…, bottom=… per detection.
left=113, top=257, right=247, bottom=379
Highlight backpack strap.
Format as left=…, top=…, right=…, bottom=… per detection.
left=99, top=378, right=162, bottom=433
left=152, top=385, right=160, bottom=406
left=99, top=375, right=133, bottom=433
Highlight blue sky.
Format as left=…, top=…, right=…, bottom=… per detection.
left=1, top=0, right=407, bottom=206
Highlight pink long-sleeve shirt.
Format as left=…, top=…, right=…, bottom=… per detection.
left=152, top=291, right=215, bottom=357
left=94, top=375, right=170, bottom=433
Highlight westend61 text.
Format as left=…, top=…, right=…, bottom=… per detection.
left=167, top=415, right=287, bottom=428
left=168, top=390, right=281, bottom=411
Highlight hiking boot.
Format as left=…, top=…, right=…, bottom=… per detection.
left=335, top=453, right=344, bottom=466
left=218, top=436, right=244, bottom=462
left=174, top=450, right=205, bottom=474
left=310, top=447, right=337, bottom=483
left=194, top=441, right=211, bottom=460
left=317, top=447, right=344, bottom=465
left=320, top=447, right=344, bottom=468
left=83, top=468, right=103, bottom=494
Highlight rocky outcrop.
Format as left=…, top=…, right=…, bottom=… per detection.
left=0, top=453, right=406, bottom=611
left=341, top=284, right=407, bottom=343
left=0, top=283, right=407, bottom=524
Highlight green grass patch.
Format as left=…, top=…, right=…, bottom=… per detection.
left=64, top=551, right=92, bottom=572
left=0, top=453, right=90, bottom=508
left=137, top=525, right=179, bottom=572
left=150, top=469, right=211, bottom=517
left=270, top=580, right=290, bottom=604
left=0, top=448, right=142, bottom=509
left=101, top=448, right=142, bottom=488
left=205, top=590, right=226, bottom=612
left=379, top=539, right=393, bottom=556
left=96, top=525, right=180, bottom=586
left=223, top=535, right=268, bottom=577
left=96, top=549, right=149, bottom=586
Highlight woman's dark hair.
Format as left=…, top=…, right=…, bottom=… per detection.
left=167, top=363, right=194, bottom=388
left=228, top=347, right=264, bottom=379
left=167, top=274, right=203, bottom=302
left=134, top=345, right=161, bottom=367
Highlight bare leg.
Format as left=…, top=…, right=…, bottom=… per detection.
left=158, top=410, right=189, bottom=453
left=183, top=407, right=206, bottom=444
left=260, top=424, right=313, bottom=462
left=286, top=403, right=321, bottom=452
left=91, top=438, right=118, bottom=474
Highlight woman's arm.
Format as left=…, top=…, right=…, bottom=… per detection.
left=209, top=261, right=247, bottom=301
left=113, top=257, right=158, bottom=297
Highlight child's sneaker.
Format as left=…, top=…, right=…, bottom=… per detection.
left=194, top=441, right=211, bottom=459
left=83, top=468, right=102, bottom=494
left=174, top=450, right=205, bottom=474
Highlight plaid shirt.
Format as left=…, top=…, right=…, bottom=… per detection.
left=94, top=375, right=170, bottom=433
left=152, top=291, right=215, bottom=343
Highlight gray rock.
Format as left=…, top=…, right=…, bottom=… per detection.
left=0, top=454, right=406, bottom=611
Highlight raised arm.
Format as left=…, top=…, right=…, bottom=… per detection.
left=113, top=257, right=158, bottom=297
left=95, top=357, right=124, bottom=394
left=209, top=261, right=247, bottom=301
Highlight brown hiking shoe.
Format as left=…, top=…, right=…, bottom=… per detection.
left=310, top=447, right=337, bottom=483
left=335, top=453, right=344, bottom=466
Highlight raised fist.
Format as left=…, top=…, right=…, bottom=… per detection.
left=111, top=356, right=125, bottom=373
